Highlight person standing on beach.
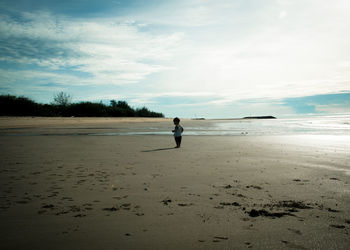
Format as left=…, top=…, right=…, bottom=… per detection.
left=172, top=117, right=184, bottom=148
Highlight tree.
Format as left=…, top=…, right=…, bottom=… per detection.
left=53, top=92, right=72, bottom=106
left=116, top=101, right=132, bottom=110
left=1, top=94, right=164, bottom=117
left=110, top=100, right=117, bottom=107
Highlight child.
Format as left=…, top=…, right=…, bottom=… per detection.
left=172, top=117, right=184, bottom=148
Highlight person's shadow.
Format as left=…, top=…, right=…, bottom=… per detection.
left=141, top=147, right=176, bottom=152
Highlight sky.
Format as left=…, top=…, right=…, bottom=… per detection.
left=0, top=0, right=349, bottom=118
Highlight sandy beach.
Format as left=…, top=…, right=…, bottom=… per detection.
left=0, top=117, right=349, bottom=249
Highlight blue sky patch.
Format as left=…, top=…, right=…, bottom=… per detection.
left=282, top=93, right=350, bottom=114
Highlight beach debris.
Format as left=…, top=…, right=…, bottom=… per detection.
left=247, top=209, right=294, bottom=218
left=102, top=206, right=119, bottom=211
left=275, top=200, right=312, bottom=210
left=327, top=208, right=339, bottom=212
left=244, top=200, right=314, bottom=217
left=219, top=202, right=240, bottom=207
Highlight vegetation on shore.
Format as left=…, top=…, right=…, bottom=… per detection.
left=0, top=93, right=164, bottom=117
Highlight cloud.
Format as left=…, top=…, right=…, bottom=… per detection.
left=0, top=11, right=183, bottom=86
left=279, top=10, right=287, bottom=19
left=0, top=68, right=88, bottom=85
left=142, top=0, right=350, bottom=102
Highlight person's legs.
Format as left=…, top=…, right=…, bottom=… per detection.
left=178, top=136, right=182, bottom=147
left=175, top=136, right=182, bottom=148
left=174, top=137, right=179, bottom=148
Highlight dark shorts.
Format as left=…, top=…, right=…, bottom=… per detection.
left=175, top=136, right=182, bottom=144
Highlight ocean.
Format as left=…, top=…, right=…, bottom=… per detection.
left=1, top=115, right=349, bottom=137
left=99, top=114, right=350, bottom=136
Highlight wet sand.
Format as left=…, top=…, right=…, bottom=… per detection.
left=0, top=117, right=349, bottom=249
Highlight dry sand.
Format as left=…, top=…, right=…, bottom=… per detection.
left=0, top=117, right=349, bottom=249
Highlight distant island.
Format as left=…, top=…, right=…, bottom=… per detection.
left=243, top=116, right=276, bottom=119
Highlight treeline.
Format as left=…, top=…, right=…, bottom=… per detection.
left=0, top=95, right=164, bottom=117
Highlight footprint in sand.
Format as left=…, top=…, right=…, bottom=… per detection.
left=61, top=197, right=74, bottom=202
left=42, top=204, right=55, bottom=209
left=161, top=199, right=172, bottom=205
left=103, top=206, right=119, bottom=211
left=83, top=203, right=93, bottom=210
left=327, top=208, right=339, bottom=212
left=213, top=236, right=228, bottom=242
left=121, top=203, right=131, bottom=210
left=74, top=214, right=86, bottom=218
left=220, top=202, right=240, bottom=207
left=245, top=242, right=253, bottom=248
left=16, top=200, right=29, bottom=204
left=246, top=185, right=262, bottom=190
left=281, top=240, right=307, bottom=250
left=178, top=203, right=193, bottom=207
left=287, top=228, right=302, bottom=235
left=330, top=224, right=346, bottom=229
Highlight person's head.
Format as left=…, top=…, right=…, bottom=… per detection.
left=173, top=117, right=180, bottom=125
